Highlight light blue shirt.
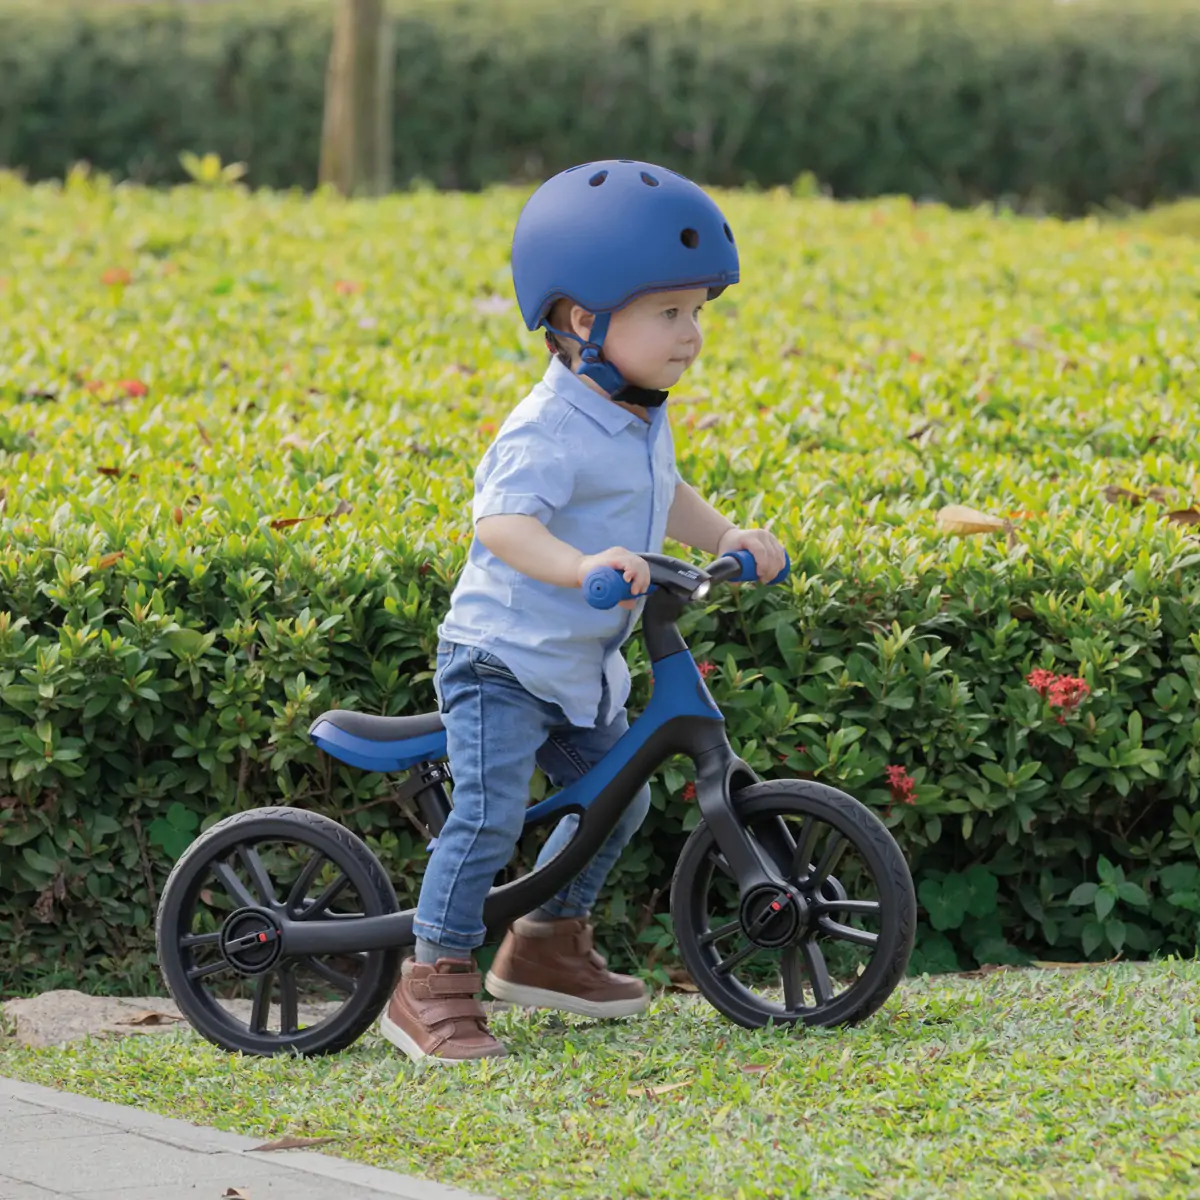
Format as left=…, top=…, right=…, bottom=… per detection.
left=437, top=355, right=682, bottom=728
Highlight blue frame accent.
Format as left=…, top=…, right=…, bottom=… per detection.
left=523, top=649, right=718, bottom=823
left=308, top=649, right=719, bottom=815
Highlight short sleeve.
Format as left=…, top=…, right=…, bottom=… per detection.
left=472, top=420, right=576, bottom=525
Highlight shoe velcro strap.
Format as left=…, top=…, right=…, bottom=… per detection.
left=426, top=973, right=482, bottom=996
left=424, top=997, right=486, bottom=1026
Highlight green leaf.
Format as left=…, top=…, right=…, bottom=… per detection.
left=1061, top=766, right=1093, bottom=790
left=1116, top=881, right=1149, bottom=907
left=1081, top=920, right=1105, bottom=957
left=22, top=847, right=58, bottom=876
left=1067, top=882, right=1098, bottom=906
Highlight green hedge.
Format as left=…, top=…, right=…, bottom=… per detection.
left=3, top=173, right=1200, bottom=994
left=1, top=0, right=1200, bottom=212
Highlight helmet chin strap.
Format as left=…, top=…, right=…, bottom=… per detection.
left=543, top=311, right=671, bottom=409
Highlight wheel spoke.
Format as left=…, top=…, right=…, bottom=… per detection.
left=237, top=845, right=279, bottom=907
left=780, top=945, right=805, bottom=1010
left=301, top=956, right=357, bottom=994
left=250, top=972, right=272, bottom=1033
left=812, top=832, right=849, bottom=886
left=699, top=919, right=741, bottom=948
left=817, top=898, right=880, bottom=916
left=710, top=851, right=734, bottom=880
left=818, top=915, right=878, bottom=948
left=286, top=853, right=326, bottom=916
left=792, top=817, right=821, bottom=881
left=180, top=932, right=221, bottom=949
left=186, top=957, right=233, bottom=982
left=299, top=872, right=351, bottom=920
left=279, top=966, right=300, bottom=1034
left=715, top=940, right=760, bottom=976
left=801, top=938, right=835, bottom=1005
left=211, top=860, right=257, bottom=909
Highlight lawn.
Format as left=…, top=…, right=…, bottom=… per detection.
left=4, top=960, right=1200, bottom=1199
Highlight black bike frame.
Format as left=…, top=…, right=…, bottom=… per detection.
left=281, top=555, right=792, bottom=958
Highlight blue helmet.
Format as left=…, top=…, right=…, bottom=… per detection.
left=511, top=159, right=740, bottom=396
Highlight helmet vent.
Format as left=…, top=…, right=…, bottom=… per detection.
left=640, top=171, right=659, bottom=187
left=724, top=223, right=734, bottom=243
left=680, top=228, right=700, bottom=249
left=589, top=171, right=608, bottom=187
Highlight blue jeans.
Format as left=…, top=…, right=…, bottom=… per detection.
left=413, top=639, right=652, bottom=955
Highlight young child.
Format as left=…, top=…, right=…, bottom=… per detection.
left=380, top=159, right=787, bottom=1064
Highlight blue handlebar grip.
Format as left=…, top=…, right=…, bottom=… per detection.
left=583, top=566, right=629, bottom=609
left=730, top=548, right=791, bottom=585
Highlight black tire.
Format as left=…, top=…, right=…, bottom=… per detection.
left=670, top=780, right=915, bottom=1030
left=155, top=806, right=401, bottom=1057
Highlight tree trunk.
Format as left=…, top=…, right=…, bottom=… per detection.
left=319, top=0, right=394, bottom=197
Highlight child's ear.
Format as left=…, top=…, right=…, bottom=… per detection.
left=572, top=305, right=596, bottom=340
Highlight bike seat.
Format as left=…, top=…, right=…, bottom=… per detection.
left=308, top=709, right=448, bottom=773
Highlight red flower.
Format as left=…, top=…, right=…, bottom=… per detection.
left=1026, top=669, right=1057, bottom=698
left=118, top=379, right=148, bottom=397
left=101, top=267, right=131, bottom=286
left=1048, top=676, right=1089, bottom=712
left=1026, top=670, right=1090, bottom=719
left=697, top=660, right=716, bottom=678
left=681, top=782, right=697, bottom=802
left=885, top=764, right=917, bottom=805
left=334, top=280, right=361, bottom=294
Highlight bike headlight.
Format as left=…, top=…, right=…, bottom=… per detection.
left=693, top=580, right=711, bottom=601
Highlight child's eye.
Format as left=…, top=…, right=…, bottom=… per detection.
left=664, top=308, right=678, bottom=318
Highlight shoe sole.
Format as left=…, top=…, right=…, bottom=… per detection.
left=484, top=971, right=650, bottom=1018
left=378, top=1010, right=505, bottom=1065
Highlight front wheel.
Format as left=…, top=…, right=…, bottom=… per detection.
left=670, top=780, right=916, bottom=1029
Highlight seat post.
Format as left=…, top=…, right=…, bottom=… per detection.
left=393, top=761, right=452, bottom=838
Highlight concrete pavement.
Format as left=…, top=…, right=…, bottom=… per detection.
left=0, top=1076, right=497, bottom=1200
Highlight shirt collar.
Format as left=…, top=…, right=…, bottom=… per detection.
left=543, top=355, right=654, bottom=435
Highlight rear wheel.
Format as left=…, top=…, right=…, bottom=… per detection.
left=155, top=806, right=401, bottom=1057
left=670, top=780, right=916, bottom=1029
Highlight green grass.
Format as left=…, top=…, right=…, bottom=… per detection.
left=5, top=961, right=1200, bottom=1199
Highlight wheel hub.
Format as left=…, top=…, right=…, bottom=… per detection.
left=739, top=885, right=807, bottom=948
left=219, top=906, right=284, bottom=975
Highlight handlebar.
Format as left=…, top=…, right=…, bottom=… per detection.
left=583, top=548, right=791, bottom=610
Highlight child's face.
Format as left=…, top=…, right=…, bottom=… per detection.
left=568, top=287, right=708, bottom=394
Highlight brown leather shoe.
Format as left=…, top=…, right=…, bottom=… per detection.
left=484, top=915, right=649, bottom=1018
left=379, top=957, right=506, bottom=1064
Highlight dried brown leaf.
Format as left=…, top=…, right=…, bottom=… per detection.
left=665, top=966, right=699, bottom=993
left=1166, top=508, right=1200, bottom=527
left=115, top=1009, right=184, bottom=1027
left=906, top=420, right=940, bottom=442
left=935, top=505, right=1007, bottom=536
left=250, top=1135, right=340, bottom=1152
left=626, top=1079, right=692, bottom=1098
left=695, top=413, right=721, bottom=431
left=741, top=1061, right=780, bottom=1076
left=1102, top=485, right=1144, bottom=506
